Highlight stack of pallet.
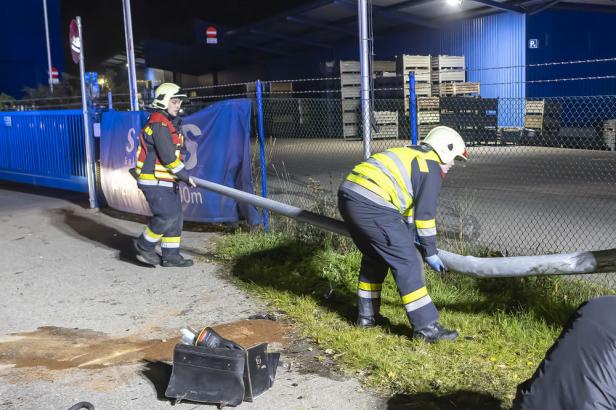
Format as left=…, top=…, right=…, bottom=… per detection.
left=603, top=119, right=616, bottom=150
left=334, top=60, right=397, bottom=139
left=397, top=55, right=432, bottom=114
left=371, top=111, right=399, bottom=139
left=431, top=55, right=480, bottom=97
left=417, top=97, right=440, bottom=140
left=524, top=100, right=561, bottom=142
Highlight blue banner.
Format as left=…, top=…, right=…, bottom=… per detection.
left=99, top=99, right=262, bottom=225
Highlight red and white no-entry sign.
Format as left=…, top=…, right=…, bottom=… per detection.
left=49, top=67, right=59, bottom=84
left=206, top=26, right=218, bottom=44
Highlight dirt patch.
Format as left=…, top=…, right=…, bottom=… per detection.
left=0, top=320, right=291, bottom=373
left=212, top=319, right=291, bottom=350
left=0, top=327, right=177, bottom=371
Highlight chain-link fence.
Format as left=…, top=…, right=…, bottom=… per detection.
left=5, top=61, right=616, bottom=287
left=247, top=64, right=616, bottom=289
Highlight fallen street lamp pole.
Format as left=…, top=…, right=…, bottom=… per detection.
left=191, top=177, right=616, bottom=279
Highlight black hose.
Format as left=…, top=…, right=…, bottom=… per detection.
left=67, top=402, right=95, bottom=410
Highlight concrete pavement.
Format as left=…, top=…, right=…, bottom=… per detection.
left=0, top=183, right=385, bottom=410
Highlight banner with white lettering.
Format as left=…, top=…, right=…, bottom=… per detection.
left=99, top=99, right=262, bottom=225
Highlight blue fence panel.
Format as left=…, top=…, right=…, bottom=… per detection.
left=0, top=110, right=88, bottom=192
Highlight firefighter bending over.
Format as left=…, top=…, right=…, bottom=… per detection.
left=133, top=82, right=196, bottom=268
left=338, top=126, right=469, bottom=342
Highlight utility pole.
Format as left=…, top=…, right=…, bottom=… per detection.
left=122, top=0, right=139, bottom=110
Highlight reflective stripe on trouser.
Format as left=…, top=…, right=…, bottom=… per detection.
left=338, top=187, right=439, bottom=329
left=137, top=185, right=183, bottom=254
left=358, top=275, right=386, bottom=318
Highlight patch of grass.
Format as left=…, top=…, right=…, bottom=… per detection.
left=214, top=231, right=614, bottom=408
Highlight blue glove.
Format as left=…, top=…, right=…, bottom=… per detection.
left=425, top=254, right=446, bottom=272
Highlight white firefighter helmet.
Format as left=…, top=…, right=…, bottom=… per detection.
left=151, top=82, right=187, bottom=110
left=422, top=126, right=469, bottom=164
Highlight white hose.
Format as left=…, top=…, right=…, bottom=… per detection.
left=192, top=177, right=615, bottom=278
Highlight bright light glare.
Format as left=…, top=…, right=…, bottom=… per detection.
left=446, top=0, right=463, bottom=5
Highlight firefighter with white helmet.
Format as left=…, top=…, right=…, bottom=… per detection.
left=133, top=82, right=196, bottom=267
left=338, top=126, right=468, bottom=342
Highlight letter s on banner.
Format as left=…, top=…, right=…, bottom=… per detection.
left=126, top=128, right=136, bottom=153
left=181, top=123, right=201, bottom=171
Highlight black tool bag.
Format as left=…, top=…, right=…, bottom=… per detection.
left=165, top=328, right=280, bottom=407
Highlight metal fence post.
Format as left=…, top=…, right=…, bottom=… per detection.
left=108, top=91, right=113, bottom=110
left=76, top=16, right=98, bottom=209
left=255, top=80, right=269, bottom=231
left=409, top=71, right=418, bottom=145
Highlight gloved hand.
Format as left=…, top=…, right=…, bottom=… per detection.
left=425, top=254, right=446, bottom=272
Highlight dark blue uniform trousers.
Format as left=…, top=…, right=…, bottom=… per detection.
left=338, top=188, right=439, bottom=330
left=137, top=184, right=184, bottom=260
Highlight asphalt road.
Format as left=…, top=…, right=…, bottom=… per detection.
left=261, top=140, right=616, bottom=252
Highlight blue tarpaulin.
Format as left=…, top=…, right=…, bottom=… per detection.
left=99, top=99, right=262, bottom=225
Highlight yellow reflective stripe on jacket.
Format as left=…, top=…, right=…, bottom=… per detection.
left=416, top=157, right=429, bottom=173
left=367, top=155, right=410, bottom=210
left=416, top=218, right=437, bottom=237
left=415, top=219, right=436, bottom=229
left=346, top=147, right=421, bottom=212
left=138, top=173, right=157, bottom=180
left=166, top=158, right=182, bottom=170
left=401, top=286, right=428, bottom=305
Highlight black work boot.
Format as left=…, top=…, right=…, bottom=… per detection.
left=356, top=314, right=391, bottom=328
left=162, top=254, right=194, bottom=268
left=413, top=322, right=458, bottom=343
left=134, top=240, right=160, bottom=267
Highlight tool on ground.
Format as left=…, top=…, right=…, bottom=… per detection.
left=165, top=327, right=280, bottom=407
left=190, top=176, right=616, bottom=278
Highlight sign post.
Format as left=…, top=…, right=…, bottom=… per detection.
left=43, top=0, right=53, bottom=93
left=71, top=17, right=98, bottom=209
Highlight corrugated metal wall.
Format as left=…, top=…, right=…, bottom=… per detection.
left=377, top=11, right=526, bottom=100
left=526, top=9, right=616, bottom=98
left=376, top=11, right=526, bottom=126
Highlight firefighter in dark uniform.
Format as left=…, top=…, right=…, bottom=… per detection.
left=133, top=82, right=196, bottom=267
left=338, top=126, right=469, bottom=342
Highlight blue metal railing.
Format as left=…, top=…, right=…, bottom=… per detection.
left=0, top=110, right=88, bottom=192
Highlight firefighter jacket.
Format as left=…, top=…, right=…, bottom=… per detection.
left=341, top=146, right=442, bottom=256
left=135, top=110, right=190, bottom=187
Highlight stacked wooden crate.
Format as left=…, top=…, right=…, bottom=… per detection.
left=524, top=100, right=561, bottom=142
left=336, top=60, right=397, bottom=139
left=431, top=55, right=480, bottom=97
left=372, top=111, right=399, bottom=139
left=417, top=97, right=440, bottom=140
left=603, top=119, right=616, bottom=150
left=397, top=55, right=432, bottom=115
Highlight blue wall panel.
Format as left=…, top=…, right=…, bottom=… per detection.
left=0, top=0, right=64, bottom=98
left=526, top=10, right=616, bottom=97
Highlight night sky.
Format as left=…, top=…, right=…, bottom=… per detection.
left=60, top=0, right=314, bottom=72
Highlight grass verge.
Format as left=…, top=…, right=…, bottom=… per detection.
left=214, top=231, right=614, bottom=409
